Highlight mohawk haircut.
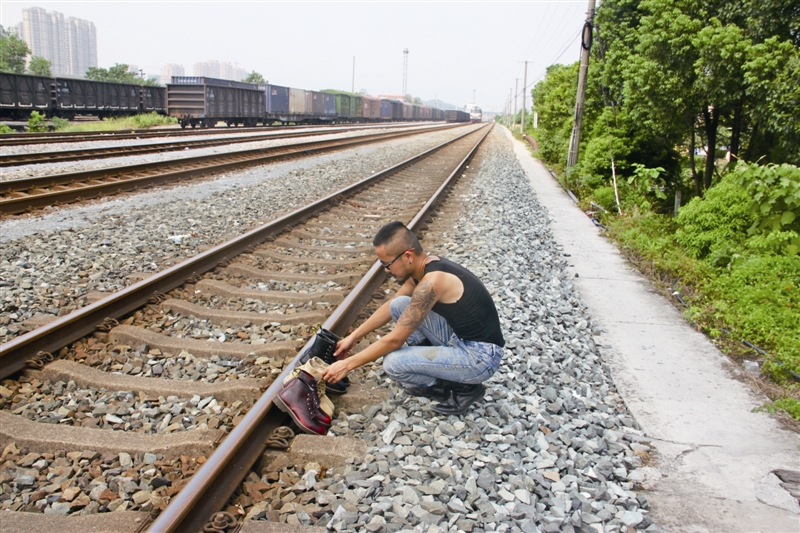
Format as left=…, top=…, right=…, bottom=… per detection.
left=372, top=221, right=423, bottom=254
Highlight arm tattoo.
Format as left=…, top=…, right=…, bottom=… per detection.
left=397, top=280, right=436, bottom=332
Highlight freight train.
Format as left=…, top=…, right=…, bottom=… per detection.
left=0, top=72, right=469, bottom=128
left=166, top=77, right=447, bottom=128
left=0, top=72, right=165, bottom=120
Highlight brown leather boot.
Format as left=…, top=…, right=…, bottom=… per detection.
left=275, top=370, right=330, bottom=434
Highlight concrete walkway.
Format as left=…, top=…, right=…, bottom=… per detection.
left=504, top=128, right=799, bottom=533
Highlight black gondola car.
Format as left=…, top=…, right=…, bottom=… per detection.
left=0, top=72, right=52, bottom=120
left=0, top=72, right=167, bottom=121
left=445, top=110, right=470, bottom=123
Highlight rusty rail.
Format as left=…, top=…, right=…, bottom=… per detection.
left=144, top=124, right=493, bottom=533
left=0, top=125, right=486, bottom=382
left=0, top=123, right=461, bottom=215
left=0, top=123, right=428, bottom=167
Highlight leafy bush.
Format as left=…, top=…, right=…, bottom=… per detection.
left=732, top=162, right=800, bottom=255
left=0, top=123, right=13, bottom=134
left=689, top=254, right=799, bottom=382
left=50, top=117, right=69, bottom=130
left=593, top=186, right=618, bottom=213
left=676, top=174, right=755, bottom=259
left=27, top=110, right=48, bottom=132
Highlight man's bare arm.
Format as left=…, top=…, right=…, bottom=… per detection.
left=393, top=280, right=437, bottom=338
left=322, top=278, right=439, bottom=382
left=333, top=278, right=416, bottom=358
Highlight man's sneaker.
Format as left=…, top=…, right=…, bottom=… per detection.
left=399, top=380, right=450, bottom=401
left=432, top=383, right=485, bottom=415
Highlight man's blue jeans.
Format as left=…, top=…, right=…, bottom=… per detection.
left=382, top=296, right=504, bottom=388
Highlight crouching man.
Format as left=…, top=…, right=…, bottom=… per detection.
left=321, top=221, right=505, bottom=415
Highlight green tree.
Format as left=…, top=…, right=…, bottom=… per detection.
left=86, top=63, right=160, bottom=86
left=27, top=56, right=51, bottom=76
left=531, top=62, right=579, bottom=168
left=243, top=71, right=265, bottom=84
left=0, top=27, right=30, bottom=74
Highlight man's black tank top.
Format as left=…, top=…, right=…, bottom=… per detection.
left=418, top=257, right=505, bottom=347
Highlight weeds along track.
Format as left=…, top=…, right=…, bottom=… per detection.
left=0, top=124, right=492, bottom=533
left=0, top=123, right=460, bottom=216
left=0, top=124, right=433, bottom=168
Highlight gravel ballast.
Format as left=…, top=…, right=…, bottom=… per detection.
left=248, top=129, right=660, bottom=532
left=0, top=127, right=473, bottom=343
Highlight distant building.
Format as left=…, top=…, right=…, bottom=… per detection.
left=161, top=63, right=185, bottom=85
left=17, top=7, right=96, bottom=77
left=193, top=60, right=247, bottom=81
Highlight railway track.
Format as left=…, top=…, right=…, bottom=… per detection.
left=0, top=122, right=416, bottom=147
left=0, top=123, right=436, bottom=168
left=0, top=124, right=492, bottom=532
left=0, top=123, right=462, bottom=216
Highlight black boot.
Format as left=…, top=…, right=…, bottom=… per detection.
left=399, top=379, right=450, bottom=401
left=432, top=382, right=485, bottom=415
left=299, top=329, right=349, bottom=393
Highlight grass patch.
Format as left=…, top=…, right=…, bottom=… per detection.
left=606, top=210, right=800, bottom=420
left=54, top=112, right=177, bottom=132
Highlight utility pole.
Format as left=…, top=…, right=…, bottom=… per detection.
left=351, top=56, right=355, bottom=93
left=520, top=61, right=528, bottom=134
left=473, top=89, right=476, bottom=104
left=508, top=88, right=512, bottom=127
left=402, top=49, right=409, bottom=97
left=566, top=0, right=596, bottom=169
left=514, top=79, right=519, bottom=131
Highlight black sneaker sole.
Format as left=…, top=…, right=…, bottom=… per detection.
left=432, top=385, right=486, bottom=415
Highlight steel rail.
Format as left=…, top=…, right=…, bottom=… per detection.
left=0, top=122, right=434, bottom=147
left=0, top=124, right=486, bottom=382
left=146, top=122, right=493, bottom=533
left=0, top=123, right=462, bottom=215
left=0, top=123, right=431, bottom=167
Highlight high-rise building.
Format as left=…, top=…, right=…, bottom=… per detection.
left=161, top=63, right=185, bottom=85
left=18, top=7, right=96, bottom=77
left=193, top=60, right=248, bottom=81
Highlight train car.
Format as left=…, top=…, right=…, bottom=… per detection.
left=322, top=90, right=354, bottom=121
left=401, top=102, right=413, bottom=120
left=266, top=84, right=290, bottom=115
left=0, top=72, right=51, bottom=120
left=167, top=76, right=264, bottom=128
left=361, top=95, right=381, bottom=120
left=1, top=72, right=167, bottom=121
left=445, top=110, right=470, bottom=123
left=54, top=78, right=140, bottom=118
left=380, top=99, right=393, bottom=121
left=288, top=88, right=306, bottom=115
left=308, top=91, right=326, bottom=115
left=323, top=93, right=336, bottom=116
left=140, top=85, right=166, bottom=113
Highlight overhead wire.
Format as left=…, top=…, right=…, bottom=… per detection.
left=513, top=2, right=585, bottom=102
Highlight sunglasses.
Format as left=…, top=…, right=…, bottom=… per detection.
left=380, top=249, right=412, bottom=269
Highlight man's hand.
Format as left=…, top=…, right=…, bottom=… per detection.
left=322, top=359, right=350, bottom=383
left=333, top=335, right=357, bottom=359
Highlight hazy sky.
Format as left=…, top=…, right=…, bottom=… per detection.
left=1, top=1, right=589, bottom=112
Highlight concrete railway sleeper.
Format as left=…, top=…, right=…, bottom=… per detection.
left=0, top=123, right=434, bottom=168
left=0, top=125, right=493, bottom=532
left=0, top=123, right=462, bottom=216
